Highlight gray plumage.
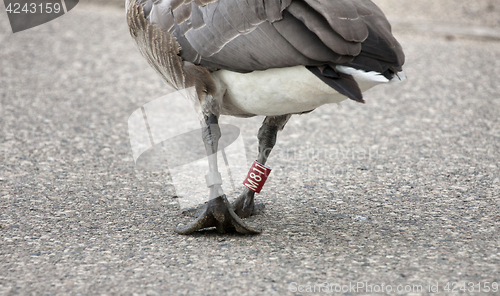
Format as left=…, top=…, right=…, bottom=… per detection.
left=127, top=0, right=404, bottom=103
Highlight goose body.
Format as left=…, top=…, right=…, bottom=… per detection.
left=126, top=0, right=405, bottom=234
left=127, top=0, right=405, bottom=110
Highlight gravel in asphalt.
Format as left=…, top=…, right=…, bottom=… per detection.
left=0, top=2, right=499, bottom=295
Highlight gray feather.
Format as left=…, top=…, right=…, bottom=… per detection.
left=272, top=11, right=345, bottom=62
left=302, top=0, right=369, bottom=42
left=286, top=1, right=361, bottom=56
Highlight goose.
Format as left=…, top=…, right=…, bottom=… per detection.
left=126, top=0, right=405, bottom=234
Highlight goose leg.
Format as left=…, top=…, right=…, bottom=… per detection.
left=232, top=115, right=291, bottom=218
left=175, top=114, right=261, bottom=234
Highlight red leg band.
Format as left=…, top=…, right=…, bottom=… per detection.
left=243, top=160, right=272, bottom=193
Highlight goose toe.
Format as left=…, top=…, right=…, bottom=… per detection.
left=175, top=195, right=261, bottom=235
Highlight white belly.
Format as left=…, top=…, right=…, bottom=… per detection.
left=212, top=65, right=389, bottom=116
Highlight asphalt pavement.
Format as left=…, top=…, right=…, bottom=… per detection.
left=0, top=2, right=499, bottom=295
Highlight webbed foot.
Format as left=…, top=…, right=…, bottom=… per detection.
left=175, top=195, right=261, bottom=234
